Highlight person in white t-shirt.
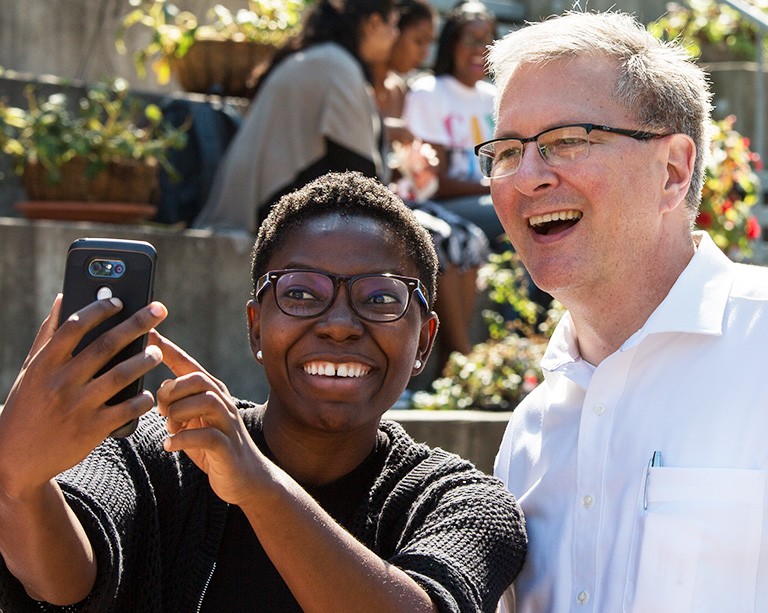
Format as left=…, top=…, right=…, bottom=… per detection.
left=477, top=10, right=768, bottom=613
left=403, top=1, right=505, bottom=250
left=371, top=0, right=491, bottom=367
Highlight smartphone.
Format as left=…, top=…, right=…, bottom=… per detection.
left=60, top=238, right=157, bottom=438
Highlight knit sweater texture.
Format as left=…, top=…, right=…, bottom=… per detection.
left=0, top=402, right=526, bottom=612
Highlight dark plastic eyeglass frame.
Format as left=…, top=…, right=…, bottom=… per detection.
left=255, top=269, right=430, bottom=323
left=474, top=123, right=668, bottom=178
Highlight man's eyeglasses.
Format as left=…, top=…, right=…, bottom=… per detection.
left=255, top=269, right=429, bottom=323
left=474, top=123, right=668, bottom=179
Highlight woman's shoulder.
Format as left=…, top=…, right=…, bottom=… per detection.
left=475, top=78, right=497, bottom=98
left=294, top=42, right=362, bottom=74
left=407, top=71, right=438, bottom=94
left=268, top=43, right=365, bottom=93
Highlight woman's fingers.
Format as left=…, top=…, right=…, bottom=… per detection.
left=21, top=295, right=63, bottom=369
left=93, top=390, right=156, bottom=438
left=67, top=301, right=167, bottom=381
left=152, top=331, right=229, bottom=394
left=152, top=332, right=207, bottom=377
left=158, top=374, right=237, bottom=431
left=88, top=344, right=164, bottom=409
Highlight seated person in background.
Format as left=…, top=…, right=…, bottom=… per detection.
left=193, top=0, right=399, bottom=233
left=372, top=0, right=490, bottom=364
left=403, top=0, right=505, bottom=251
left=0, top=171, right=527, bottom=611
left=371, top=0, right=435, bottom=138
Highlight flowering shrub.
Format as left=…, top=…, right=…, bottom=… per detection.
left=697, top=115, right=762, bottom=257
left=648, top=5, right=764, bottom=256
left=412, top=334, right=546, bottom=411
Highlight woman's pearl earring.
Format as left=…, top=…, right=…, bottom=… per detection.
left=256, top=350, right=263, bottom=362
left=414, top=359, right=422, bottom=369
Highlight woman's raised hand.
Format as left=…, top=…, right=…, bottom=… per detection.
left=0, top=295, right=167, bottom=497
left=154, top=332, right=266, bottom=509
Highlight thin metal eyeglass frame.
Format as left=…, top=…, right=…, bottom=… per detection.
left=474, top=123, right=669, bottom=179
left=255, top=269, right=430, bottom=322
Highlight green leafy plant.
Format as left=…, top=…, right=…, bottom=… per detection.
left=0, top=78, right=188, bottom=184
left=648, top=0, right=766, bottom=61
left=413, top=250, right=564, bottom=411
left=117, top=0, right=306, bottom=85
left=696, top=115, right=762, bottom=257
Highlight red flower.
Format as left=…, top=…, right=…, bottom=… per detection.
left=746, top=215, right=762, bottom=240
left=696, top=211, right=713, bottom=229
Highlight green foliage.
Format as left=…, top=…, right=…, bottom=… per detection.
left=648, top=0, right=766, bottom=61
left=116, top=0, right=306, bottom=84
left=413, top=250, right=564, bottom=411
left=0, top=79, right=188, bottom=184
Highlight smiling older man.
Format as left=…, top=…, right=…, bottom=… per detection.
left=478, top=10, right=768, bottom=613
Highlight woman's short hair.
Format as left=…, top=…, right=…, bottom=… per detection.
left=251, top=172, right=439, bottom=307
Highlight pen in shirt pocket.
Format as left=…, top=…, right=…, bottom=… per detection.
left=643, top=451, right=663, bottom=510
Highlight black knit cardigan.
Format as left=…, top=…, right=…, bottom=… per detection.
left=0, top=402, right=526, bottom=612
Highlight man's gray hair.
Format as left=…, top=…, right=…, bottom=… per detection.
left=487, top=10, right=713, bottom=218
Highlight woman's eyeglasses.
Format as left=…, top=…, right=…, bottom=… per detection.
left=255, top=269, right=429, bottom=323
left=474, top=123, right=668, bottom=179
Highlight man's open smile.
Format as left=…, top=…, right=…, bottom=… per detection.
left=528, top=210, right=583, bottom=235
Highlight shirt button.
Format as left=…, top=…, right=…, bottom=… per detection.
left=582, top=495, right=594, bottom=509
left=577, top=590, right=589, bottom=605
left=592, top=404, right=606, bottom=416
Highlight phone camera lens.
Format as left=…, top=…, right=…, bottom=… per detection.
left=88, top=261, right=103, bottom=276
left=114, top=263, right=125, bottom=275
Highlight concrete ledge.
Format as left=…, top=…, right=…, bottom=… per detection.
left=385, top=409, right=511, bottom=475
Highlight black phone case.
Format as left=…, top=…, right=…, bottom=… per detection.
left=60, top=238, right=157, bottom=438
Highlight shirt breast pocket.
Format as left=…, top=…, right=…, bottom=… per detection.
left=627, top=466, right=765, bottom=613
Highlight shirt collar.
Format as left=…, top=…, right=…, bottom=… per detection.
left=541, top=231, right=735, bottom=374
left=621, top=231, right=734, bottom=349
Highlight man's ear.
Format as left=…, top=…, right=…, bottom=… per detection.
left=661, top=133, right=696, bottom=214
left=413, top=312, right=439, bottom=375
left=246, top=299, right=262, bottom=362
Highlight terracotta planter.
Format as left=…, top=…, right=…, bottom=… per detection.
left=22, top=157, right=159, bottom=203
left=17, top=158, right=159, bottom=223
left=15, top=201, right=158, bottom=223
left=170, top=39, right=277, bottom=98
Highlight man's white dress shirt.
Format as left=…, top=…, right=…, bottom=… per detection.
left=495, top=232, right=768, bottom=612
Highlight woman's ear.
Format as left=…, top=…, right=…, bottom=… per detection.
left=246, top=299, right=263, bottom=363
left=412, top=312, right=439, bottom=375
left=661, top=133, right=696, bottom=214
